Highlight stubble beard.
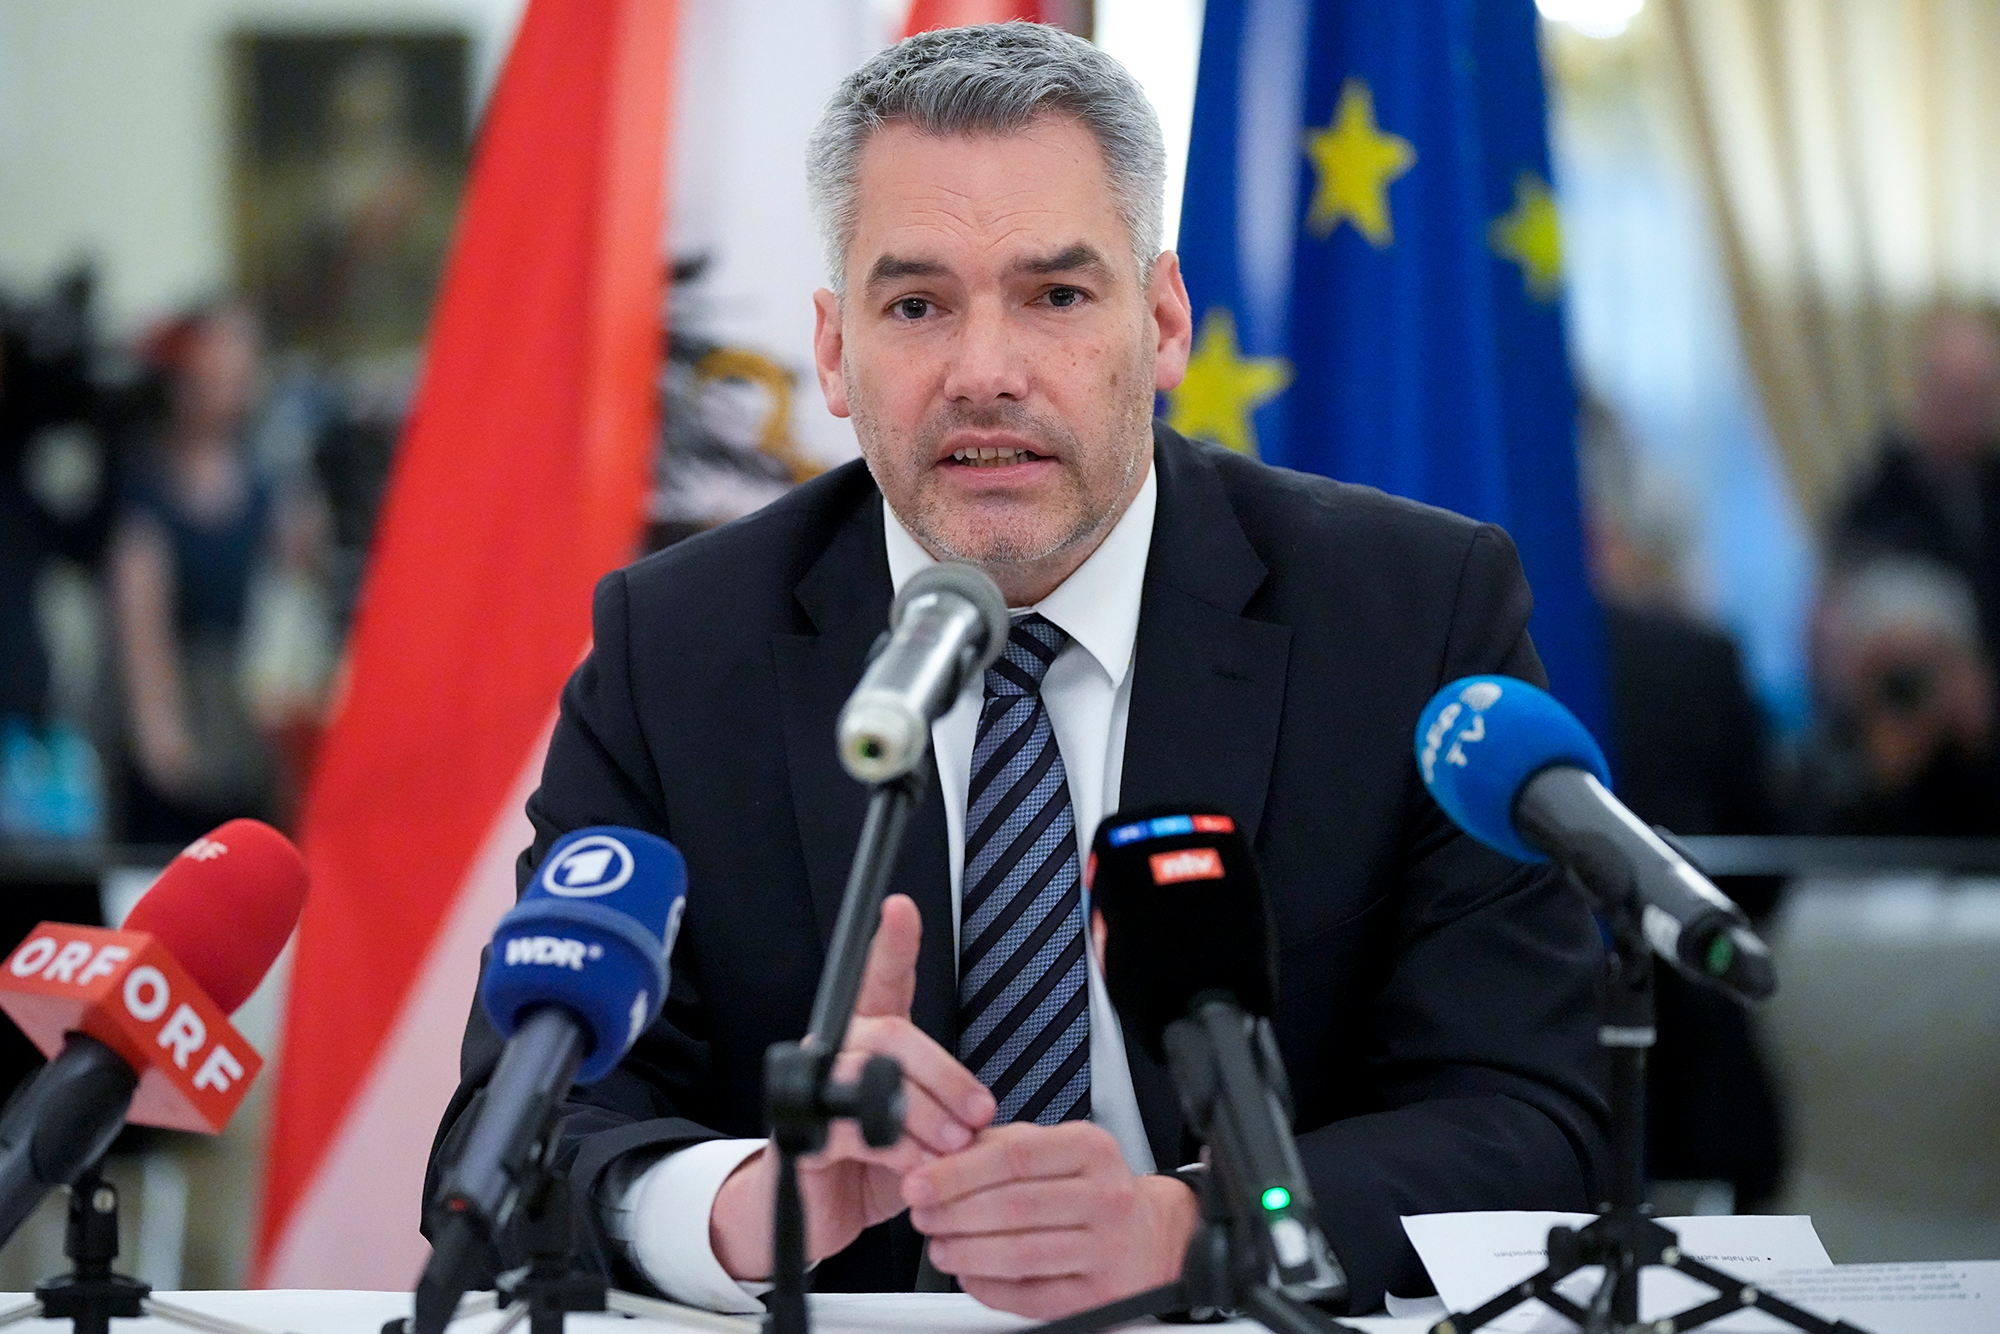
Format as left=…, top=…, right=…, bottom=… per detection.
left=846, top=358, right=1154, bottom=577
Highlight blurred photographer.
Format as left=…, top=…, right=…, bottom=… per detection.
left=1802, top=555, right=2000, bottom=835
left=1834, top=309, right=2000, bottom=661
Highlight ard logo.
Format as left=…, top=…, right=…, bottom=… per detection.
left=541, top=835, right=635, bottom=898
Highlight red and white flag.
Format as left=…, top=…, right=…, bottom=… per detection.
left=903, top=0, right=1074, bottom=37
left=254, top=0, right=675, bottom=1287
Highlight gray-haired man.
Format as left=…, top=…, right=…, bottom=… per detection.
left=428, top=22, right=1607, bottom=1320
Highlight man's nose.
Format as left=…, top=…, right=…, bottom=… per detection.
left=942, top=299, right=1030, bottom=405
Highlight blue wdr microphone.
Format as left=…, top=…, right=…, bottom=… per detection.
left=417, top=827, right=687, bottom=1334
left=1415, top=676, right=1773, bottom=1003
left=483, top=827, right=687, bottom=1082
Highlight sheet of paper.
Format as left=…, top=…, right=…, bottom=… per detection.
left=1382, top=1292, right=1450, bottom=1321
left=1754, top=1261, right=2000, bottom=1334
left=1401, top=1211, right=1831, bottom=1333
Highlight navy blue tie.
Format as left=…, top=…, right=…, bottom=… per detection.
left=956, top=614, right=1090, bottom=1125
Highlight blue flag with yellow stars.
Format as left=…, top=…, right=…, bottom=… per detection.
left=1170, top=0, right=1607, bottom=736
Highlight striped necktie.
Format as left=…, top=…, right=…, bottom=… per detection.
left=956, top=614, right=1090, bottom=1126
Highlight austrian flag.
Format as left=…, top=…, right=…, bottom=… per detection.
left=254, top=0, right=673, bottom=1287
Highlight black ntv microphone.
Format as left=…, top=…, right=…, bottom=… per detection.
left=1089, top=807, right=1347, bottom=1304
left=838, top=562, right=1009, bottom=783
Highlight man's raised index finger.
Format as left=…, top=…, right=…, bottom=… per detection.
left=853, top=893, right=923, bottom=1018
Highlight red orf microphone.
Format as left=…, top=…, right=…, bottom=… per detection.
left=0, top=819, right=307, bottom=1245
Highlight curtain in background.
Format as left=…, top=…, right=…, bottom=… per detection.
left=1657, top=0, right=2000, bottom=523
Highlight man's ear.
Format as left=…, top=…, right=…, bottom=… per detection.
left=812, top=287, right=851, bottom=419
left=1149, top=252, right=1195, bottom=393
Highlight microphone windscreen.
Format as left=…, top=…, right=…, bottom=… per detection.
left=894, top=561, right=1009, bottom=673
left=1414, top=675, right=1612, bottom=864
left=123, top=819, right=309, bottom=1014
left=483, top=826, right=688, bottom=1083
left=1087, top=807, right=1277, bottom=1064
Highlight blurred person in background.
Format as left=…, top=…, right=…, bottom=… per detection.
left=1799, top=555, right=2000, bottom=837
left=108, top=301, right=326, bottom=844
left=0, top=270, right=119, bottom=841
left=1834, top=308, right=2000, bottom=660
left=1579, top=396, right=1787, bottom=1212
left=1581, top=398, right=1779, bottom=843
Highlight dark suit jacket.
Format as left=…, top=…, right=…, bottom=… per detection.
left=428, top=425, right=1609, bottom=1312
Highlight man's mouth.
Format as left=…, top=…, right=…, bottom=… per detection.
left=949, top=446, right=1046, bottom=468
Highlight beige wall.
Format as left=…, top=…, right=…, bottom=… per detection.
left=0, top=0, right=526, bottom=335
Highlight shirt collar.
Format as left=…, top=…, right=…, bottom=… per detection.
left=881, top=458, right=1157, bottom=689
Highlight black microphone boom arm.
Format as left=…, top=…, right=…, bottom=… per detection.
left=1165, top=1001, right=1345, bottom=1301
left=1515, top=767, right=1774, bottom=1003
left=416, top=1005, right=587, bottom=1334
left=0, top=1033, right=138, bottom=1248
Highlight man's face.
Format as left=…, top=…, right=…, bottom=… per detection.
left=813, top=115, right=1192, bottom=602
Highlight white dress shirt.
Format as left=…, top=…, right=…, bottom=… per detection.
left=615, top=463, right=1160, bottom=1312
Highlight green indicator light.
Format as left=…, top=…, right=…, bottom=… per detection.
left=1261, top=1187, right=1291, bottom=1212
left=1706, top=934, right=1736, bottom=977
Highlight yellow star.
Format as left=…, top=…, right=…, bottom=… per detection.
left=1166, top=309, right=1292, bottom=458
left=1301, top=78, right=1417, bottom=247
left=1489, top=172, right=1564, bottom=301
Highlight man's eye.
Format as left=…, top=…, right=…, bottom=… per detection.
left=1046, top=286, right=1084, bottom=308
left=895, top=297, right=931, bottom=320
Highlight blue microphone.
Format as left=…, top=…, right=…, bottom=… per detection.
left=483, top=826, right=687, bottom=1082
left=416, top=827, right=688, bottom=1334
left=1415, top=676, right=1773, bottom=1002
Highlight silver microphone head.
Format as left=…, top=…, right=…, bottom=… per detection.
left=838, top=563, right=1009, bottom=783
left=891, top=563, right=1009, bottom=668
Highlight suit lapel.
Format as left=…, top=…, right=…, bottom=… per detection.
left=771, top=493, right=958, bottom=1051
left=1121, top=426, right=1292, bottom=842
left=1116, top=426, right=1293, bottom=1161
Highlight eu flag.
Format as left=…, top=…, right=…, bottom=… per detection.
left=1170, top=0, right=1606, bottom=734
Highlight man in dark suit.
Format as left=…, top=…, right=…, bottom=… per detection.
left=429, top=23, right=1606, bottom=1318
left=1833, top=310, right=2000, bottom=661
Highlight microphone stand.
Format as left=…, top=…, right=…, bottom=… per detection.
left=761, top=769, right=926, bottom=1334
left=0, top=1163, right=286, bottom=1334
left=458, top=1173, right=754, bottom=1334
left=1429, top=851, right=1872, bottom=1334
left=1020, top=1002, right=1363, bottom=1334
left=389, top=1115, right=757, bottom=1334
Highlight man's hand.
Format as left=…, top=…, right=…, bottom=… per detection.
left=904, top=1121, right=1201, bottom=1319
left=710, top=894, right=995, bottom=1279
